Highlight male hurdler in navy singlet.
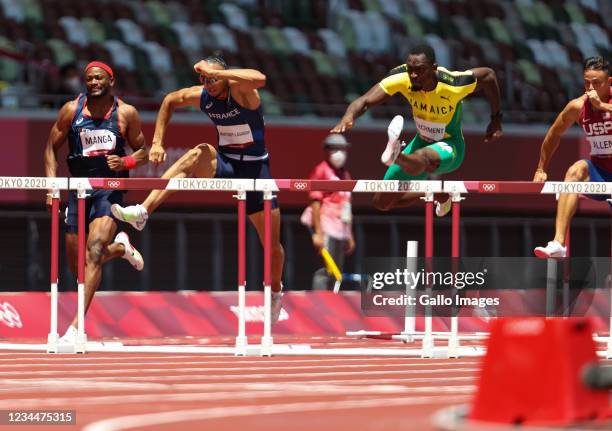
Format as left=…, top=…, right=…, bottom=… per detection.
left=44, top=61, right=149, bottom=343
left=111, top=56, right=286, bottom=323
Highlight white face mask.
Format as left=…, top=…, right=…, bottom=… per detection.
left=329, top=150, right=347, bottom=169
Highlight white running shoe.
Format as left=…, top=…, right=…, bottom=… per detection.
left=111, top=204, right=148, bottom=231
left=381, top=115, right=404, bottom=166
left=58, top=325, right=77, bottom=344
left=114, top=231, right=144, bottom=271
left=435, top=196, right=452, bottom=217
left=271, top=291, right=283, bottom=324
left=534, top=240, right=567, bottom=259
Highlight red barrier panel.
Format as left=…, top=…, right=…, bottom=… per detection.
left=0, top=291, right=487, bottom=338
left=0, top=291, right=610, bottom=339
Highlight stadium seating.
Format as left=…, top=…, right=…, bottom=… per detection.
left=0, top=0, right=610, bottom=123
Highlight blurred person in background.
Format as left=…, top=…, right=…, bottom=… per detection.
left=58, top=64, right=83, bottom=95
left=301, top=134, right=355, bottom=290
left=111, top=55, right=286, bottom=323
left=332, top=44, right=502, bottom=214
left=44, top=61, right=148, bottom=343
left=534, top=56, right=612, bottom=258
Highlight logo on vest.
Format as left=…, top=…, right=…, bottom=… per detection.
left=583, top=121, right=612, bottom=136
left=209, top=108, right=240, bottom=120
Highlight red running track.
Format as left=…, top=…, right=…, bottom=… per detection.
left=0, top=335, right=480, bottom=431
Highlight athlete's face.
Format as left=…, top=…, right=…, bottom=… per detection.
left=84, top=67, right=113, bottom=98
left=200, top=62, right=228, bottom=98
left=406, top=54, right=437, bottom=91
left=583, top=69, right=612, bottom=100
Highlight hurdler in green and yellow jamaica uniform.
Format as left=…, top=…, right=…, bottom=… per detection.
left=379, top=65, right=477, bottom=180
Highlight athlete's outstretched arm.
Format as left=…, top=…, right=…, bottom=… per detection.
left=472, top=67, right=502, bottom=143
left=150, top=86, right=203, bottom=163
left=331, top=84, right=389, bottom=133
left=533, top=98, right=582, bottom=182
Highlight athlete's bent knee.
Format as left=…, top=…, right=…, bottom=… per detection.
left=565, top=162, right=588, bottom=182
left=180, top=144, right=214, bottom=172
left=86, top=239, right=105, bottom=265
left=416, top=149, right=440, bottom=173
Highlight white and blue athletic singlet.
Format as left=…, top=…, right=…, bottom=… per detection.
left=199, top=89, right=267, bottom=160
left=67, top=93, right=128, bottom=178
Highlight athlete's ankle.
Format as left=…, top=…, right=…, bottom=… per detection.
left=553, top=238, right=565, bottom=247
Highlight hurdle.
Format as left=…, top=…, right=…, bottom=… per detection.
left=443, top=180, right=612, bottom=359
left=348, top=180, right=612, bottom=359
left=67, top=177, right=256, bottom=355
left=0, top=177, right=68, bottom=353
left=254, top=178, right=486, bottom=358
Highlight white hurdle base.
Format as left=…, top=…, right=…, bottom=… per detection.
left=346, top=330, right=489, bottom=341
left=0, top=341, right=485, bottom=357
left=6, top=340, right=612, bottom=358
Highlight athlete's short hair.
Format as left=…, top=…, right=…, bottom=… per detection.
left=205, top=54, right=228, bottom=69
left=583, top=56, right=610, bottom=74
left=409, top=44, right=436, bottom=65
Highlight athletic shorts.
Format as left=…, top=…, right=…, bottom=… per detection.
left=383, top=134, right=465, bottom=180
left=65, top=189, right=124, bottom=233
left=215, top=152, right=279, bottom=215
left=585, top=159, right=612, bottom=203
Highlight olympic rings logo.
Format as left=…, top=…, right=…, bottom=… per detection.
left=0, top=302, right=22, bottom=328
left=481, top=183, right=497, bottom=192
left=106, top=180, right=121, bottom=188
left=293, top=182, right=308, bottom=191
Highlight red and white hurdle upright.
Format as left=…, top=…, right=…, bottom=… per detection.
left=443, top=180, right=612, bottom=359
left=65, top=177, right=255, bottom=355
left=348, top=180, right=612, bottom=359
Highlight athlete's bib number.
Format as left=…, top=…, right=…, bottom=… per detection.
left=587, top=135, right=612, bottom=156
left=414, top=117, right=446, bottom=142
left=217, top=124, right=254, bottom=148
left=80, top=129, right=117, bottom=157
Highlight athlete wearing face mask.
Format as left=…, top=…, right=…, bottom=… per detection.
left=300, top=134, right=355, bottom=290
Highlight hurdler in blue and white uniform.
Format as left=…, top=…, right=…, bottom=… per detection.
left=44, top=61, right=148, bottom=343
left=111, top=56, right=286, bottom=323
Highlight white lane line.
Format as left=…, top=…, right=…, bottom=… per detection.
left=0, top=375, right=475, bottom=394
left=0, top=361, right=479, bottom=370
left=0, top=355, right=216, bottom=362
left=0, top=355, right=480, bottom=364
left=0, top=367, right=477, bottom=378
left=1, top=373, right=477, bottom=385
left=82, top=395, right=471, bottom=431
left=0, top=384, right=475, bottom=409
